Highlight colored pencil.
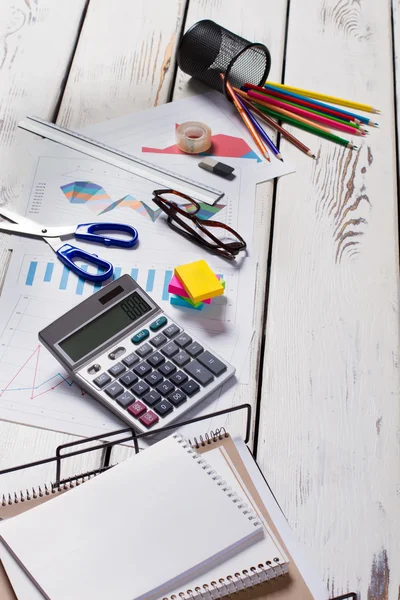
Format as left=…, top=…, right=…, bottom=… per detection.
left=245, top=82, right=361, bottom=124
left=241, top=97, right=316, bottom=159
left=223, top=76, right=270, bottom=161
left=253, top=102, right=358, bottom=149
left=265, top=81, right=380, bottom=114
left=246, top=86, right=363, bottom=131
left=237, top=95, right=283, bottom=160
left=261, top=84, right=379, bottom=127
left=246, top=89, right=366, bottom=136
left=235, top=88, right=333, bottom=133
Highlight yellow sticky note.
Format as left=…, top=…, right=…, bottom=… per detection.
left=174, top=260, right=224, bottom=303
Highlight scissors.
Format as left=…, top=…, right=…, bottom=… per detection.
left=0, top=207, right=139, bottom=283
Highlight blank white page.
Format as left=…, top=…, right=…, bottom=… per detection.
left=0, top=435, right=262, bottom=600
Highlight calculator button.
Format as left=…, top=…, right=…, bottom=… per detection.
left=181, top=379, right=200, bottom=397
left=108, top=362, right=126, bottom=377
left=197, top=351, right=227, bottom=376
left=127, top=400, right=147, bottom=418
left=164, top=323, right=180, bottom=338
left=175, top=333, right=192, bottom=348
left=139, top=410, right=159, bottom=428
left=145, top=370, right=163, bottom=387
left=93, top=372, right=111, bottom=388
left=131, top=329, right=149, bottom=344
left=158, top=361, right=176, bottom=377
left=119, top=371, right=138, bottom=388
left=108, top=347, right=126, bottom=361
left=116, top=391, right=135, bottom=408
left=104, top=381, right=124, bottom=399
left=184, top=361, right=214, bottom=386
left=87, top=363, right=101, bottom=375
left=161, top=342, right=179, bottom=358
left=186, top=342, right=204, bottom=358
left=143, top=390, right=162, bottom=407
left=135, top=342, right=153, bottom=358
left=150, top=316, right=168, bottom=332
left=147, top=352, right=165, bottom=368
left=150, top=333, right=167, bottom=348
left=122, top=353, right=140, bottom=368
left=132, top=381, right=150, bottom=397
left=156, top=380, right=175, bottom=396
left=172, top=351, right=190, bottom=367
left=170, top=370, right=188, bottom=386
left=154, top=399, right=174, bottom=417
left=133, top=362, right=152, bottom=378
left=168, top=389, right=187, bottom=407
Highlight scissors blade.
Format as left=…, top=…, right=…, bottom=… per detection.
left=0, top=207, right=47, bottom=237
left=44, top=237, right=65, bottom=253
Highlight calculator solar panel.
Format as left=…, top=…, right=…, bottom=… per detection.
left=39, top=275, right=235, bottom=434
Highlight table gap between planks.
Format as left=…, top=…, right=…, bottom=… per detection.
left=0, top=1, right=399, bottom=598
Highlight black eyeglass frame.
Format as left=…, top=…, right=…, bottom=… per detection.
left=152, top=189, right=247, bottom=260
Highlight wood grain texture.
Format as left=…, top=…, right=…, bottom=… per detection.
left=57, top=0, right=188, bottom=128
left=0, top=0, right=87, bottom=208
left=170, top=0, right=289, bottom=448
left=257, top=0, right=400, bottom=598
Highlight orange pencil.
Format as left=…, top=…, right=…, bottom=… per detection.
left=222, top=76, right=270, bottom=161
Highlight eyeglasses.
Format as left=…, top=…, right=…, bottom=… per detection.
left=152, top=189, right=247, bottom=260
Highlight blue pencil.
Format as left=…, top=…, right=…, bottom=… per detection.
left=236, top=94, right=283, bottom=161
left=262, top=83, right=379, bottom=127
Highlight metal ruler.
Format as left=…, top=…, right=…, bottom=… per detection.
left=18, top=116, right=224, bottom=205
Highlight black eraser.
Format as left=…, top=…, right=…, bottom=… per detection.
left=198, top=157, right=235, bottom=178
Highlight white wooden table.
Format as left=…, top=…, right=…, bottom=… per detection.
left=0, top=1, right=399, bottom=598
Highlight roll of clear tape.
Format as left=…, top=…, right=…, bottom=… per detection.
left=175, top=121, right=212, bottom=154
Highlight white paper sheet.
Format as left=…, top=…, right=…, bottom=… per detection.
left=0, top=92, right=294, bottom=440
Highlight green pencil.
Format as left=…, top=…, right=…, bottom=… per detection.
left=258, top=92, right=363, bottom=131
left=252, top=102, right=358, bottom=149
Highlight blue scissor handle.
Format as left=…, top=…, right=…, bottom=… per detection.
left=56, top=244, right=113, bottom=282
left=74, top=222, right=139, bottom=248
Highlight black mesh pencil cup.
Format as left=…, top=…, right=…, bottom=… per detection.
left=177, top=20, right=271, bottom=97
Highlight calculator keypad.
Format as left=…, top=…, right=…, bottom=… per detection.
left=80, top=314, right=233, bottom=432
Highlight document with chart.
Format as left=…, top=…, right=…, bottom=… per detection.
left=0, top=93, right=270, bottom=439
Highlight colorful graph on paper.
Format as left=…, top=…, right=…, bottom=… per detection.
left=142, top=124, right=261, bottom=162
left=60, top=181, right=226, bottom=221
left=0, top=294, right=123, bottom=436
left=24, top=258, right=174, bottom=301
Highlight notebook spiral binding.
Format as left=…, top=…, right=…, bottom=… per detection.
left=168, top=433, right=287, bottom=600
left=1, top=470, right=102, bottom=507
left=189, top=427, right=229, bottom=448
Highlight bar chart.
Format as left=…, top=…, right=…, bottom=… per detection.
left=23, top=258, right=174, bottom=303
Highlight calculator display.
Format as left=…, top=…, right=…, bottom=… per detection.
left=59, top=291, right=151, bottom=362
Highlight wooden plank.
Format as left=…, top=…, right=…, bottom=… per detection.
left=0, top=0, right=190, bottom=481
left=57, top=0, right=188, bottom=127
left=171, top=0, right=289, bottom=447
left=0, top=0, right=93, bottom=490
left=0, top=0, right=87, bottom=209
left=257, top=0, right=400, bottom=597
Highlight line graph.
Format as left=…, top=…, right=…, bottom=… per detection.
left=0, top=344, right=78, bottom=400
left=0, top=295, right=123, bottom=437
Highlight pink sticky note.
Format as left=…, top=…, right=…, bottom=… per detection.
left=168, top=274, right=221, bottom=304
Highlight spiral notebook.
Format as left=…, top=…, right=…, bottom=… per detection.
left=0, top=434, right=287, bottom=600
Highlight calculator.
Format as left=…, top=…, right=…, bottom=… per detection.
left=39, top=275, right=235, bottom=433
